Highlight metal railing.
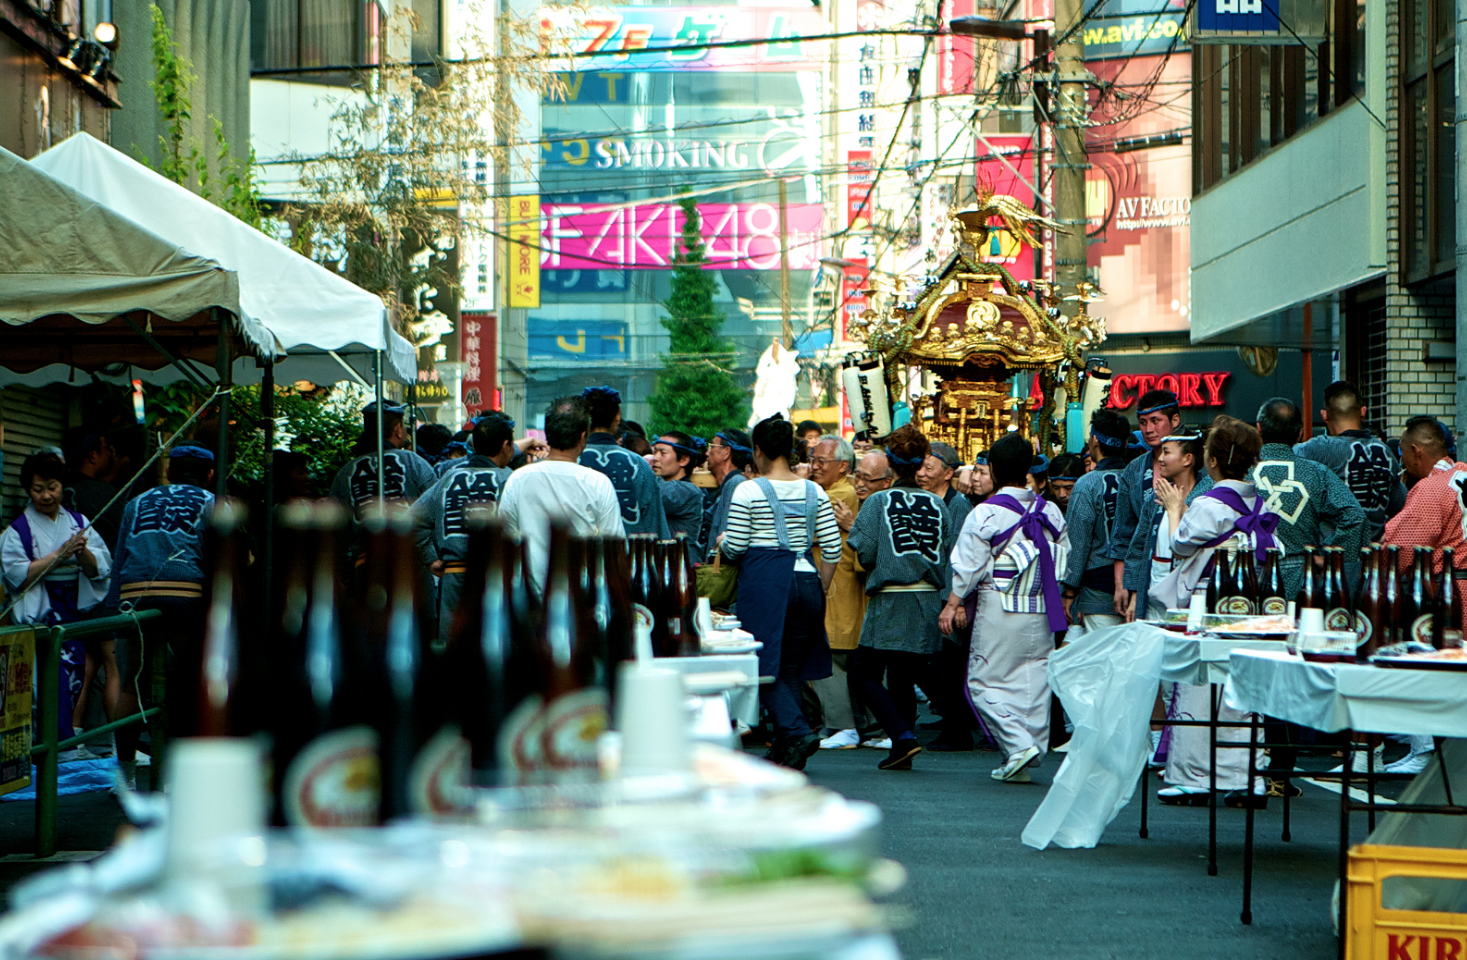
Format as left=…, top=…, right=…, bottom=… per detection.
left=1, top=610, right=163, bottom=857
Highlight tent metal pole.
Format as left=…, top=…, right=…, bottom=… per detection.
left=261, top=357, right=276, bottom=639
left=124, top=317, right=212, bottom=390
left=374, top=350, right=385, bottom=506
left=215, top=313, right=232, bottom=499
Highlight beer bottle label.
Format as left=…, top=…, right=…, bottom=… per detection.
left=1218, top=596, right=1255, bottom=616
left=1411, top=615, right=1434, bottom=645
left=668, top=617, right=682, bottom=639
left=409, top=726, right=473, bottom=817
left=1325, top=608, right=1352, bottom=632
left=497, top=695, right=545, bottom=783
left=284, top=725, right=380, bottom=828
left=1354, top=613, right=1372, bottom=647
left=540, top=688, right=609, bottom=774
left=1261, top=597, right=1287, bottom=616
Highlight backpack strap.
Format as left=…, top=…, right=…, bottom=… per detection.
left=754, top=478, right=792, bottom=550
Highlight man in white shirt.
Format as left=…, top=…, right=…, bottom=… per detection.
left=498, top=395, right=626, bottom=594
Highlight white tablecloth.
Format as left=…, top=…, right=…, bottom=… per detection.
left=1224, top=649, right=1467, bottom=737
left=1022, top=623, right=1287, bottom=850
left=652, top=653, right=761, bottom=727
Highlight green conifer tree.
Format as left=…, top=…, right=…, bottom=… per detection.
left=648, top=196, right=749, bottom=438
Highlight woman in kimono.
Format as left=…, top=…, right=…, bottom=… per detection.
left=0, top=454, right=112, bottom=752
left=721, top=416, right=843, bottom=770
left=847, top=426, right=957, bottom=771
left=940, top=433, right=1069, bottom=783
left=1151, top=416, right=1276, bottom=805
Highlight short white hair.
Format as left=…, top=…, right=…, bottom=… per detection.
left=818, top=434, right=855, bottom=472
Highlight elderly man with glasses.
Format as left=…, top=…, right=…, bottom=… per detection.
left=816, top=448, right=892, bottom=750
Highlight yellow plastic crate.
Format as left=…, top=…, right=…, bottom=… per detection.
left=1348, top=844, right=1467, bottom=960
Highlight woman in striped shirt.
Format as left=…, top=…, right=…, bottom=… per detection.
left=720, top=416, right=843, bottom=769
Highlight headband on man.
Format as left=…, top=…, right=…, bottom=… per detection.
left=443, top=441, right=471, bottom=456
left=1136, top=394, right=1180, bottom=417
left=169, top=443, right=215, bottom=463
left=1030, top=455, right=1050, bottom=479
left=715, top=430, right=752, bottom=455
left=887, top=451, right=926, bottom=468
left=582, top=385, right=621, bottom=403
left=472, top=412, right=515, bottom=430
left=1160, top=431, right=1202, bottom=444
left=1091, top=430, right=1131, bottom=450
left=1051, top=467, right=1084, bottom=481
left=655, top=436, right=705, bottom=460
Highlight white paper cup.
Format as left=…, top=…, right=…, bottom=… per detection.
left=1187, top=593, right=1208, bottom=632
left=165, top=738, right=266, bottom=875
left=1297, top=607, right=1326, bottom=635
left=615, top=663, right=691, bottom=777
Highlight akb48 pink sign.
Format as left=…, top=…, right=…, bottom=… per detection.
left=538, top=201, right=825, bottom=271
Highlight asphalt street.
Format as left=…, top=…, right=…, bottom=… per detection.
left=0, top=742, right=1368, bottom=959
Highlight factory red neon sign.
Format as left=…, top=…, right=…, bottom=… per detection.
left=1108, top=372, right=1231, bottom=409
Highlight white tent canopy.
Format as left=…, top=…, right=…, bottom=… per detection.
left=0, top=144, right=275, bottom=385
left=30, top=132, right=417, bottom=386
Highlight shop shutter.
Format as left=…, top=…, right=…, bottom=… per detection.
left=1, top=387, right=69, bottom=526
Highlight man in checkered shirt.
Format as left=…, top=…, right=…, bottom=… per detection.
left=1384, top=416, right=1467, bottom=616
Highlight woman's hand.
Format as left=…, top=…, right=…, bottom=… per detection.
left=1155, top=476, right=1186, bottom=516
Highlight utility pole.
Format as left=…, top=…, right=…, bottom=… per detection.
left=778, top=178, right=794, bottom=348
left=1052, top=0, right=1088, bottom=315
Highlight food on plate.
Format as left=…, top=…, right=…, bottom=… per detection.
left=1208, top=615, right=1295, bottom=634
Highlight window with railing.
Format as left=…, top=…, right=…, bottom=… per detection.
left=1192, top=0, right=1365, bottom=193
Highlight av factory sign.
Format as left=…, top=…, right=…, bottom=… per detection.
left=1100, top=349, right=1308, bottom=424
left=1108, top=372, right=1231, bottom=409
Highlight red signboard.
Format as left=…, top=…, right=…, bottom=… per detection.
left=1107, top=372, right=1231, bottom=409
left=974, top=135, right=1039, bottom=282
left=461, top=311, right=497, bottom=419
left=937, top=0, right=976, bottom=95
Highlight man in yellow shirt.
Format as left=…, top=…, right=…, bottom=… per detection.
left=815, top=445, right=891, bottom=748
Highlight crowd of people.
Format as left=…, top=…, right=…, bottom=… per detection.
left=1, top=378, right=1460, bottom=798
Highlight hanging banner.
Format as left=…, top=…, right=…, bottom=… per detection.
left=0, top=629, right=34, bottom=797
left=460, top=311, right=497, bottom=415
left=539, top=201, right=824, bottom=271
left=507, top=196, right=541, bottom=308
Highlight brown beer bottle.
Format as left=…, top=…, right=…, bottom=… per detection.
left=1232, top=536, right=1258, bottom=614
left=1381, top=545, right=1402, bottom=646
left=1322, top=546, right=1351, bottom=632
left=197, top=500, right=250, bottom=738
left=664, top=536, right=701, bottom=656
left=1216, top=540, right=1253, bottom=615
left=1432, top=548, right=1453, bottom=649
left=275, top=503, right=380, bottom=828
left=1402, top=546, right=1434, bottom=646
left=588, top=537, right=634, bottom=705
left=629, top=535, right=667, bottom=657
left=531, top=522, right=608, bottom=782
left=1206, top=544, right=1229, bottom=614
left=1294, top=546, right=1319, bottom=615
left=1355, top=547, right=1381, bottom=660
left=1258, top=547, right=1288, bottom=617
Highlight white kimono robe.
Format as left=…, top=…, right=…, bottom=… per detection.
left=1149, top=479, right=1267, bottom=791
left=950, top=487, right=1069, bottom=761
left=0, top=504, right=111, bottom=624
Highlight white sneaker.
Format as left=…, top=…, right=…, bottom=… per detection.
left=861, top=737, right=892, bottom=750
left=72, top=744, right=102, bottom=761
left=1384, top=750, right=1434, bottom=776
left=991, top=745, right=1041, bottom=782
left=820, top=729, right=860, bottom=750
left=112, top=760, right=137, bottom=794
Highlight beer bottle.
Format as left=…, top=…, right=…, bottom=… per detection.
left=1322, top=546, right=1351, bottom=632
left=1258, top=548, right=1288, bottom=617
left=1402, top=546, right=1434, bottom=646
left=1206, top=545, right=1228, bottom=614
left=1231, top=536, right=1258, bottom=614
left=588, top=537, right=634, bottom=704
left=1381, top=545, right=1402, bottom=646
left=1295, top=546, right=1319, bottom=616
left=532, top=522, right=608, bottom=782
left=1432, top=548, right=1453, bottom=650
left=274, top=503, right=380, bottom=828
left=664, top=536, right=700, bottom=657
left=197, top=500, right=249, bottom=738
left=1216, top=540, right=1253, bottom=615
left=629, top=535, right=666, bottom=658
left=449, top=516, right=536, bottom=787
left=1354, top=547, right=1382, bottom=661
